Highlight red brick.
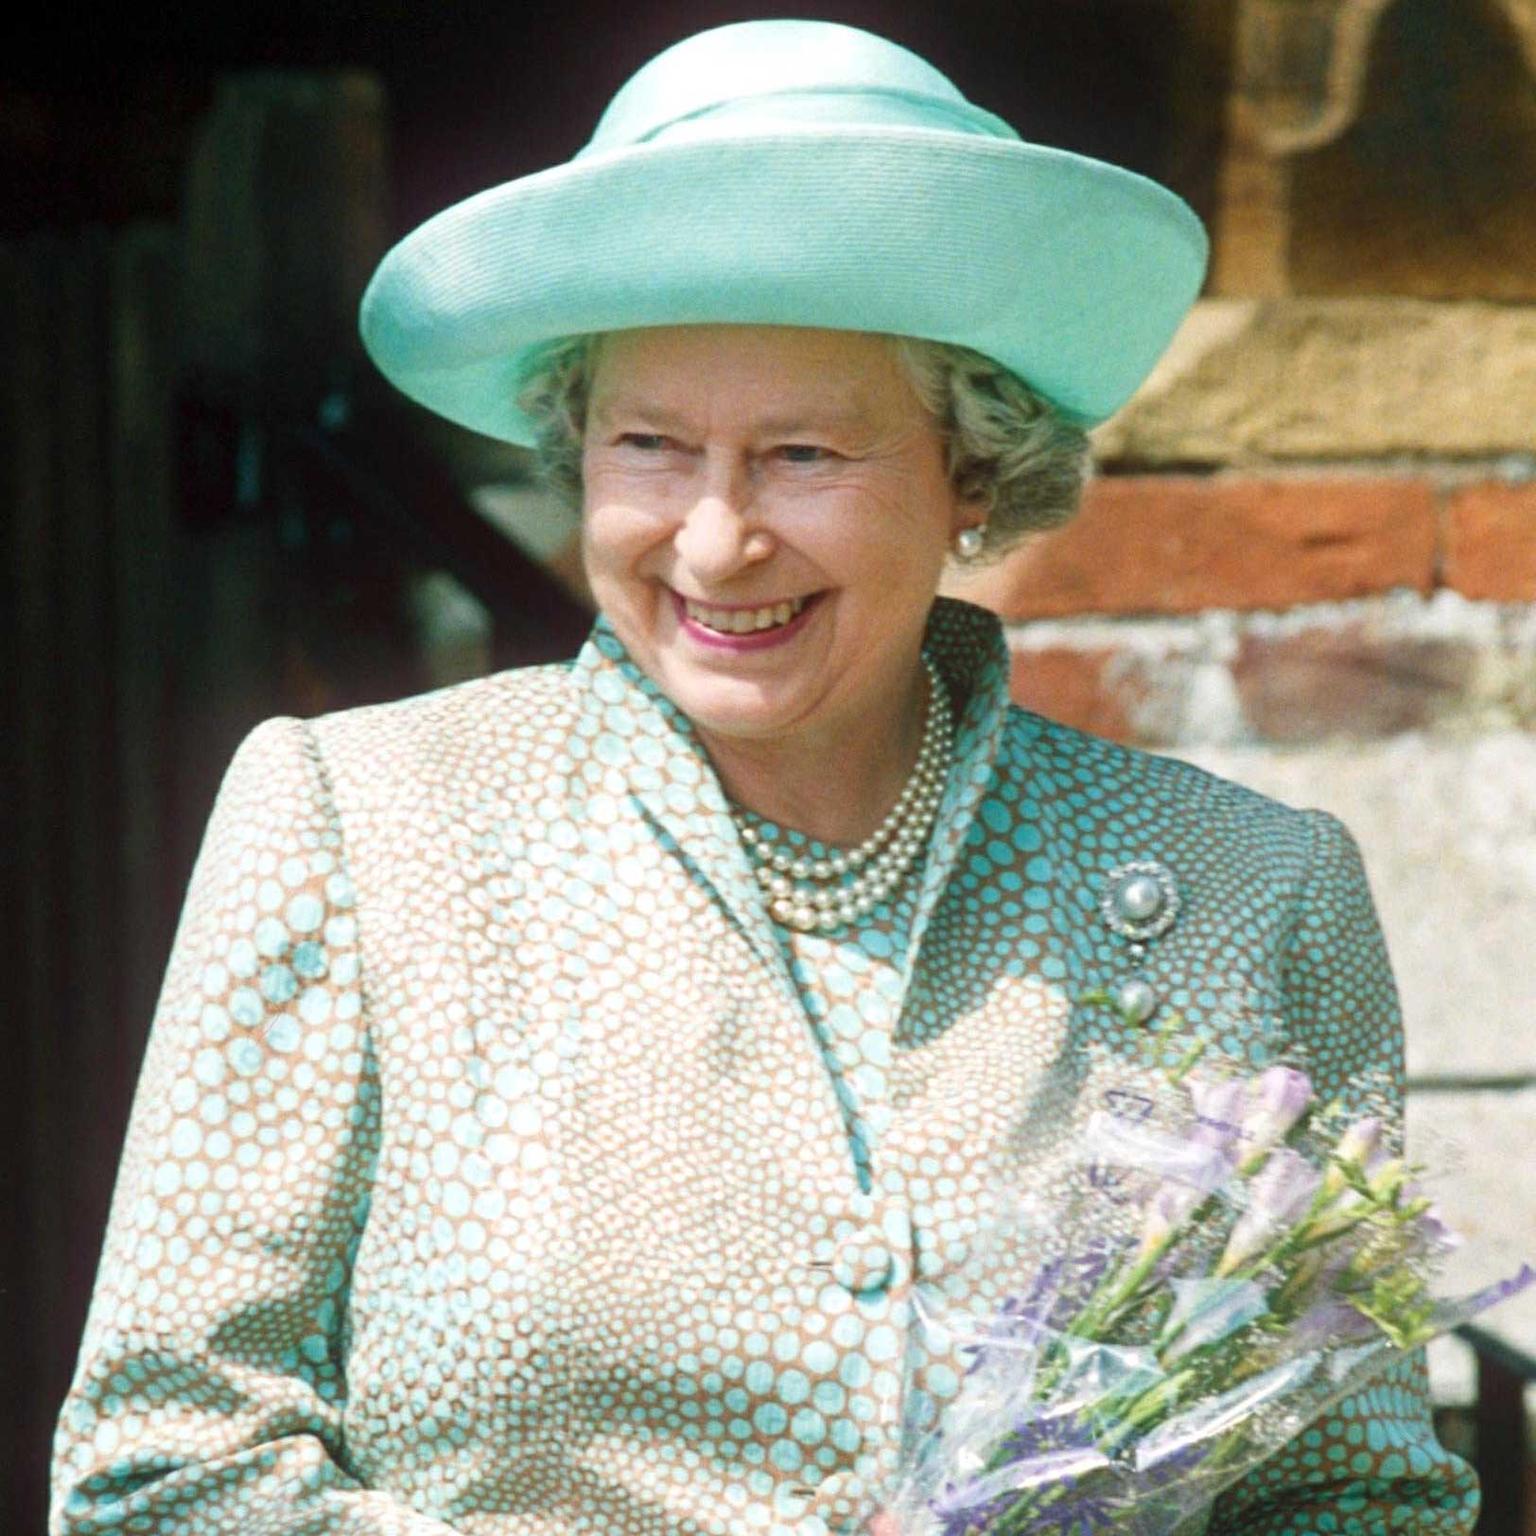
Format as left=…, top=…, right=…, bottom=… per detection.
left=1232, top=628, right=1478, bottom=742
left=1445, top=482, right=1536, bottom=601
left=1008, top=648, right=1148, bottom=745
left=956, top=477, right=1438, bottom=619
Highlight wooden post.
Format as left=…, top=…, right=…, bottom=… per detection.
left=109, top=226, right=183, bottom=1126
left=175, top=70, right=393, bottom=758
left=1474, top=1347, right=1530, bottom=1534
left=1212, top=0, right=1400, bottom=295
left=181, top=71, right=388, bottom=412
left=0, top=231, right=62, bottom=1536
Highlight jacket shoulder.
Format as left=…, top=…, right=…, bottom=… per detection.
left=1002, top=704, right=1314, bottom=846
left=298, top=660, right=578, bottom=805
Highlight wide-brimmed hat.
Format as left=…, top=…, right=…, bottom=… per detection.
left=359, top=19, right=1208, bottom=445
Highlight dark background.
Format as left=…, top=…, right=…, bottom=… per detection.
left=2, top=0, right=1224, bottom=238
left=3, top=4, right=1232, bottom=1532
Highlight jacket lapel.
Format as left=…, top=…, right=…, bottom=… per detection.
left=898, top=600, right=1019, bottom=1000
left=568, top=617, right=795, bottom=990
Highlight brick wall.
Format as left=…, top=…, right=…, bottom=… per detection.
left=946, top=469, right=1536, bottom=748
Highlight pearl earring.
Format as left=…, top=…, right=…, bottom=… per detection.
left=954, top=525, right=986, bottom=561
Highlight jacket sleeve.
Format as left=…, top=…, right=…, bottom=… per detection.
left=1205, top=808, right=1480, bottom=1535
left=50, top=716, right=464, bottom=1535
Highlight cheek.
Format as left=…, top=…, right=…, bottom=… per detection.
left=825, top=501, right=951, bottom=597
left=579, top=498, right=653, bottom=581
left=581, top=457, right=687, bottom=565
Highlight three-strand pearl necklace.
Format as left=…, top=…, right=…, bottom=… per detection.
left=734, top=655, right=954, bottom=933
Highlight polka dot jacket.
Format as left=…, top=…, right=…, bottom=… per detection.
left=51, top=598, right=1478, bottom=1536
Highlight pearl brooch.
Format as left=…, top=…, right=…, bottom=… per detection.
left=735, top=655, right=954, bottom=933
left=1098, top=858, right=1181, bottom=1028
left=1100, top=860, right=1180, bottom=944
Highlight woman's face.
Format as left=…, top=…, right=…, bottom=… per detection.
left=580, top=324, right=976, bottom=753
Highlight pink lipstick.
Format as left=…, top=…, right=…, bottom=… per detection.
left=671, top=589, right=824, bottom=652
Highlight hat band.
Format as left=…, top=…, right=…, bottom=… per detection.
left=579, top=84, right=1022, bottom=159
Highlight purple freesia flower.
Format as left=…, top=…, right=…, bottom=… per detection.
left=1188, top=1076, right=1247, bottom=1156
left=1083, top=1100, right=1236, bottom=1260
left=1138, top=1179, right=1208, bottom=1258
left=1338, top=1177, right=1463, bottom=1286
left=1403, top=1190, right=1459, bottom=1256
left=1236, top=1067, right=1314, bottom=1172
left=1310, top=1132, right=1395, bottom=1240
left=1325, top=1116, right=1386, bottom=1190
left=1218, top=1147, right=1324, bottom=1275
left=1133, top=1077, right=1249, bottom=1257
left=1272, top=1242, right=1352, bottom=1316
left=1286, top=1297, right=1381, bottom=1353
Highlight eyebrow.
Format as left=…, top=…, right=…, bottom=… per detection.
left=589, top=396, right=872, bottom=437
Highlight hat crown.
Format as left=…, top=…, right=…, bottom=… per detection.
left=583, top=20, right=1018, bottom=156
left=360, top=18, right=1208, bottom=444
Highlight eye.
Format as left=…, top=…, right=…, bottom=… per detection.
left=617, top=431, right=673, bottom=451
left=776, top=443, right=836, bottom=465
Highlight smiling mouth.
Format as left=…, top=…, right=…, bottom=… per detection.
left=679, top=593, right=814, bottom=635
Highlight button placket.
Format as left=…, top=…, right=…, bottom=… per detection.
left=798, top=1194, right=914, bottom=1533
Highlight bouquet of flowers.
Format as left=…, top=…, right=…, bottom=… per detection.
left=873, top=1002, right=1533, bottom=1536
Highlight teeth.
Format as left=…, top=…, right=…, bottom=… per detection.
left=684, top=595, right=808, bottom=634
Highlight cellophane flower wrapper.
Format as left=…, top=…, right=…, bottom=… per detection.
left=877, top=1026, right=1535, bottom=1536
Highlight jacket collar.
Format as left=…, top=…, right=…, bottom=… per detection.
left=567, top=597, right=1019, bottom=994
left=901, top=598, right=1029, bottom=994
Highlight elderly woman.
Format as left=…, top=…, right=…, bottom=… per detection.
left=51, top=19, right=1476, bottom=1536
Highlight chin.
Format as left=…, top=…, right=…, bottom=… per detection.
left=657, top=666, right=811, bottom=743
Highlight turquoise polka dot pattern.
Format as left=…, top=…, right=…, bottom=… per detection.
left=50, top=598, right=1477, bottom=1535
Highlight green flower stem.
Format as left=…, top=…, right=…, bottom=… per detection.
left=1067, top=1251, right=1160, bottom=1340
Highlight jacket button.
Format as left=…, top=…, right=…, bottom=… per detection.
left=803, top=1194, right=911, bottom=1295
left=830, top=1224, right=895, bottom=1294
left=804, top=1455, right=893, bottom=1529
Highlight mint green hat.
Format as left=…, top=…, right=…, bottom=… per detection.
left=359, top=19, right=1208, bottom=445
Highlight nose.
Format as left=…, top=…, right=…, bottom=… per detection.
left=673, top=454, right=774, bottom=581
